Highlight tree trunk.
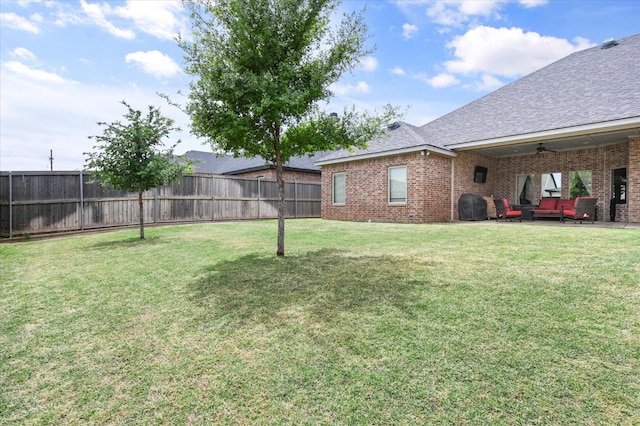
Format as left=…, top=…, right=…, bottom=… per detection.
left=276, top=163, right=285, bottom=256
left=138, top=189, right=145, bottom=239
left=274, top=132, right=285, bottom=256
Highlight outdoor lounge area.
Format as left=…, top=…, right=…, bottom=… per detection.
left=533, top=197, right=598, bottom=223
left=478, top=196, right=600, bottom=224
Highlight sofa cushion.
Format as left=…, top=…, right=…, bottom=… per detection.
left=534, top=209, right=560, bottom=215
left=557, top=199, right=574, bottom=210
left=538, top=198, right=557, bottom=209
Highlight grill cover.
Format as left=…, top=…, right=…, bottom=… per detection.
left=458, top=194, right=487, bottom=221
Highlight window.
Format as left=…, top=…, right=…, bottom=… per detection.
left=612, top=168, right=627, bottom=204
left=388, top=166, right=407, bottom=204
left=332, top=172, right=345, bottom=204
left=541, top=172, right=562, bottom=198
left=516, top=174, right=535, bottom=204
left=569, top=171, right=592, bottom=198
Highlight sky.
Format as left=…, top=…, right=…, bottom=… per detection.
left=1, top=0, right=639, bottom=171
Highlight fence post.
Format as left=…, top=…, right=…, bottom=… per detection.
left=257, top=177, right=261, bottom=220
left=79, top=172, right=84, bottom=231
left=294, top=180, right=298, bottom=219
left=154, top=188, right=158, bottom=224
left=211, top=174, right=215, bottom=222
left=8, top=172, right=13, bottom=239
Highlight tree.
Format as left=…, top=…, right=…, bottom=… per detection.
left=179, top=0, right=398, bottom=256
left=570, top=172, right=590, bottom=198
left=85, top=101, right=190, bottom=239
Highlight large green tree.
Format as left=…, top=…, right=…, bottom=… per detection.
left=85, top=101, right=190, bottom=239
left=179, top=0, right=398, bottom=256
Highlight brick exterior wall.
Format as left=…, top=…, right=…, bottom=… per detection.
left=628, top=136, right=640, bottom=223
left=451, top=151, right=498, bottom=220
left=321, top=151, right=452, bottom=223
left=321, top=140, right=637, bottom=223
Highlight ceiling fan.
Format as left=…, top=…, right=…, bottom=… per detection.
left=535, top=143, right=556, bottom=154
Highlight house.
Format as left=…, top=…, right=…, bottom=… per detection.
left=184, top=150, right=324, bottom=182
left=317, top=33, right=640, bottom=224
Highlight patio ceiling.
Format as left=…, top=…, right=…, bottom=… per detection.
left=457, top=126, right=640, bottom=158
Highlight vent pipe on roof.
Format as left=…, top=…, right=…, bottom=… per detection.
left=601, top=38, right=618, bottom=49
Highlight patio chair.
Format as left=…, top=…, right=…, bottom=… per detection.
left=494, top=198, right=522, bottom=221
left=561, top=197, right=598, bottom=223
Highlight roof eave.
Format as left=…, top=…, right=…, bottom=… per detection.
left=316, top=145, right=456, bottom=166
left=223, top=165, right=321, bottom=175
left=446, top=116, right=640, bottom=151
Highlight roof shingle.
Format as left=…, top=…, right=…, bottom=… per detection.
left=318, top=32, right=640, bottom=164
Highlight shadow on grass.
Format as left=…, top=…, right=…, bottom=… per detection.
left=190, top=249, right=434, bottom=325
left=90, top=234, right=167, bottom=250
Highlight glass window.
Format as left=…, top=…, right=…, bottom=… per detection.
left=332, top=172, right=345, bottom=204
left=388, top=166, right=407, bottom=204
left=516, top=174, right=535, bottom=204
left=541, top=172, right=562, bottom=198
left=612, top=168, right=626, bottom=204
left=569, top=171, right=592, bottom=197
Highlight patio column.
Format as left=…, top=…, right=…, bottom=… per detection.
left=628, top=136, right=640, bottom=223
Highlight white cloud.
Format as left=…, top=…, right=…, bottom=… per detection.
left=80, top=0, right=135, bottom=39
left=125, top=50, right=182, bottom=80
left=0, top=12, right=41, bottom=33
left=0, top=68, right=200, bottom=171
left=2, top=61, right=69, bottom=83
left=518, top=0, right=548, bottom=8
left=389, top=67, right=406, bottom=76
left=444, top=26, right=596, bottom=78
left=9, top=48, right=36, bottom=61
left=427, top=73, right=460, bottom=88
left=114, top=1, right=187, bottom=41
left=402, top=23, right=418, bottom=39
left=473, top=74, right=504, bottom=91
left=17, top=0, right=43, bottom=6
left=426, top=1, right=501, bottom=27
left=360, top=56, right=378, bottom=72
left=424, top=0, right=547, bottom=27
left=457, top=1, right=501, bottom=17
left=329, top=81, right=370, bottom=96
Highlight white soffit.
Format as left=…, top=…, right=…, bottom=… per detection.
left=447, top=116, right=640, bottom=151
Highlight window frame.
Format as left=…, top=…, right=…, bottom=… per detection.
left=332, top=172, right=346, bottom=205
left=541, top=172, right=562, bottom=198
left=388, top=165, right=407, bottom=205
left=569, top=170, right=592, bottom=198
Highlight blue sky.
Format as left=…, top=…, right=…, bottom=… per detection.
left=1, top=0, right=638, bottom=171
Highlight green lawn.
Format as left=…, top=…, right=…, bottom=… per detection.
left=1, top=220, right=639, bottom=424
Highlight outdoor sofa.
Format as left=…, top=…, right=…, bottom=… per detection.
left=533, top=197, right=598, bottom=223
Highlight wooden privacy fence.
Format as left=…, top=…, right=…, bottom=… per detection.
left=0, top=172, right=321, bottom=239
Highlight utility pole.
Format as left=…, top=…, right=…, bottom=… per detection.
left=49, top=149, right=54, bottom=171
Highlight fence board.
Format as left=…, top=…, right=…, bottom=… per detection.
left=0, top=172, right=320, bottom=238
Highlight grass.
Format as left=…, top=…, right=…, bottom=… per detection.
left=1, top=219, right=639, bottom=425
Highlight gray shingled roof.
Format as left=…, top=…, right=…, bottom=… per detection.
left=318, top=32, right=640, bottom=164
left=184, top=150, right=325, bottom=174
left=317, top=121, right=448, bottom=163
left=428, top=33, right=640, bottom=147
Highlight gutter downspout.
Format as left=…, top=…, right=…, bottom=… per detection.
left=450, top=158, right=455, bottom=221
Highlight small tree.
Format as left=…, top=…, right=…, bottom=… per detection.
left=179, top=0, right=398, bottom=256
left=85, top=101, right=190, bottom=239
